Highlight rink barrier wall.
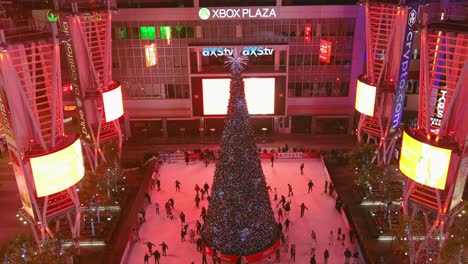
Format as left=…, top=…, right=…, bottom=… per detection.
left=119, top=159, right=161, bottom=264
left=162, top=151, right=320, bottom=162
left=204, top=239, right=281, bottom=263
left=321, top=156, right=370, bottom=264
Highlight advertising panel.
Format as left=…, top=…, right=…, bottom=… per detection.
left=60, top=17, right=92, bottom=142
left=102, top=84, right=124, bottom=122
left=319, top=40, right=332, bottom=63
left=9, top=147, right=35, bottom=219
left=429, top=88, right=448, bottom=135
left=355, top=80, right=376, bottom=116
left=399, top=132, right=451, bottom=190
left=202, top=78, right=275, bottom=115
left=30, top=138, right=85, bottom=197
left=389, top=4, right=418, bottom=134
left=198, top=7, right=277, bottom=20
left=144, top=43, right=157, bottom=67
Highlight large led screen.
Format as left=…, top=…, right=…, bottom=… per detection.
left=399, top=132, right=452, bottom=190
left=30, top=138, right=85, bottom=197
left=102, top=84, right=124, bottom=122
left=355, top=80, right=376, bottom=116
left=202, top=78, right=275, bottom=115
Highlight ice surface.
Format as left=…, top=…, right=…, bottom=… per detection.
left=126, top=158, right=355, bottom=264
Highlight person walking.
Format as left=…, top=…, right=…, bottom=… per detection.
left=196, top=220, right=202, bottom=234
left=284, top=218, right=291, bottom=232
left=200, top=188, right=206, bottom=200
left=133, top=226, right=140, bottom=242
left=309, top=254, right=316, bottom=264
left=144, top=191, right=151, bottom=204
left=311, top=229, right=317, bottom=242
left=144, top=252, right=150, bottom=264
left=324, top=180, right=329, bottom=193
left=273, top=188, right=278, bottom=201
left=307, top=180, right=314, bottom=193
left=353, top=249, right=359, bottom=264
left=185, top=152, right=189, bottom=165
left=278, top=207, right=283, bottom=221
left=152, top=250, right=161, bottom=264
left=338, top=227, right=342, bottom=240
left=180, top=228, right=186, bottom=242
left=342, top=233, right=346, bottom=246
left=344, top=248, right=352, bottom=264
left=329, top=230, right=334, bottom=246
left=175, top=180, right=181, bottom=192
left=168, top=198, right=175, bottom=208
left=290, top=244, right=296, bottom=262
left=271, top=154, right=275, bottom=167
left=288, top=184, right=294, bottom=196
left=189, top=229, right=195, bottom=243
left=311, top=237, right=316, bottom=255
left=195, top=194, right=201, bottom=208
left=154, top=202, right=160, bottom=214
left=156, top=179, right=161, bottom=191
left=196, top=237, right=203, bottom=252
left=329, top=183, right=334, bottom=197
left=324, top=249, right=330, bottom=264
left=203, top=182, right=210, bottom=193
left=280, top=195, right=286, bottom=206
left=300, top=163, right=304, bottom=175
left=179, top=211, right=186, bottom=225
left=194, top=184, right=200, bottom=194
left=202, top=251, right=208, bottom=264
left=300, top=203, right=308, bottom=217
left=143, top=241, right=156, bottom=253
left=159, top=242, right=168, bottom=256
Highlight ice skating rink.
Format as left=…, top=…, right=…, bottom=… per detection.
left=126, top=158, right=355, bottom=264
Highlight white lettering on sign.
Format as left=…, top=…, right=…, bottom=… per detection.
left=202, top=47, right=274, bottom=57
left=277, top=152, right=303, bottom=159
left=200, top=7, right=277, bottom=20
left=430, top=89, right=448, bottom=134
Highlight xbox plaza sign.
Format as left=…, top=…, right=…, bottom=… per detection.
left=199, top=7, right=277, bottom=20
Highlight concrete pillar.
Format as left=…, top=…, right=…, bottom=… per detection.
left=197, top=50, right=203, bottom=72
left=161, top=118, right=168, bottom=137
left=274, top=50, right=280, bottom=71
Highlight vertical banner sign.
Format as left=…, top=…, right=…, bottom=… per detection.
left=389, top=3, right=418, bottom=134
left=60, top=16, right=92, bottom=142
left=0, top=91, right=34, bottom=219
left=319, top=40, right=332, bottom=63
left=429, top=88, right=447, bottom=134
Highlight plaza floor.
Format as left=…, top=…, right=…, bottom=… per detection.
left=125, top=158, right=357, bottom=264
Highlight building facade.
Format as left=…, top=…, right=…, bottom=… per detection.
left=112, top=2, right=366, bottom=138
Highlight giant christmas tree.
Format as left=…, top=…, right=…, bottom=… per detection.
left=201, top=53, right=280, bottom=257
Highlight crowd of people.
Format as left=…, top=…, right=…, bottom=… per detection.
left=132, top=151, right=361, bottom=264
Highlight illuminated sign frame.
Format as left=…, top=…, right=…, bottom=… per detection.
left=429, top=88, right=447, bottom=134
left=355, top=79, right=376, bottom=116
left=29, top=137, right=85, bottom=197
left=199, top=7, right=277, bottom=20
left=102, top=81, right=124, bottom=122
left=399, top=131, right=451, bottom=190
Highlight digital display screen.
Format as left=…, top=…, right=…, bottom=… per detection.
left=102, top=85, right=124, bottom=122
left=399, top=132, right=451, bottom=190
left=355, top=80, right=376, bottom=116
left=30, top=138, right=85, bottom=197
left=202, top=78, right=275, bottom=115
left=145, top=43, right=157, bottom=67
left=319, top=39, right=332, bottom=63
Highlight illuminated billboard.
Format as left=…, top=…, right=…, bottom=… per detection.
left=202, top=78, right=275, bottom=115
left=319, top=39, right=332, bottom=63
left=355, top=80, right=376, bottom=116
left=30, top=138, right=85, bottom=197
left=102, top=83, right=124, bottom=122
left=399, top=132, right=452, bottom=190
left=144, top=43, right=157, bottom=67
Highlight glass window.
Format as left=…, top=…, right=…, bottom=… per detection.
left=160, top=26, right=172, bottom=40
left=140, top=26, right=156, bottom=40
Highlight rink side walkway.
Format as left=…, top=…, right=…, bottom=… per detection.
left=125, top=158, right=356, bottom=264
